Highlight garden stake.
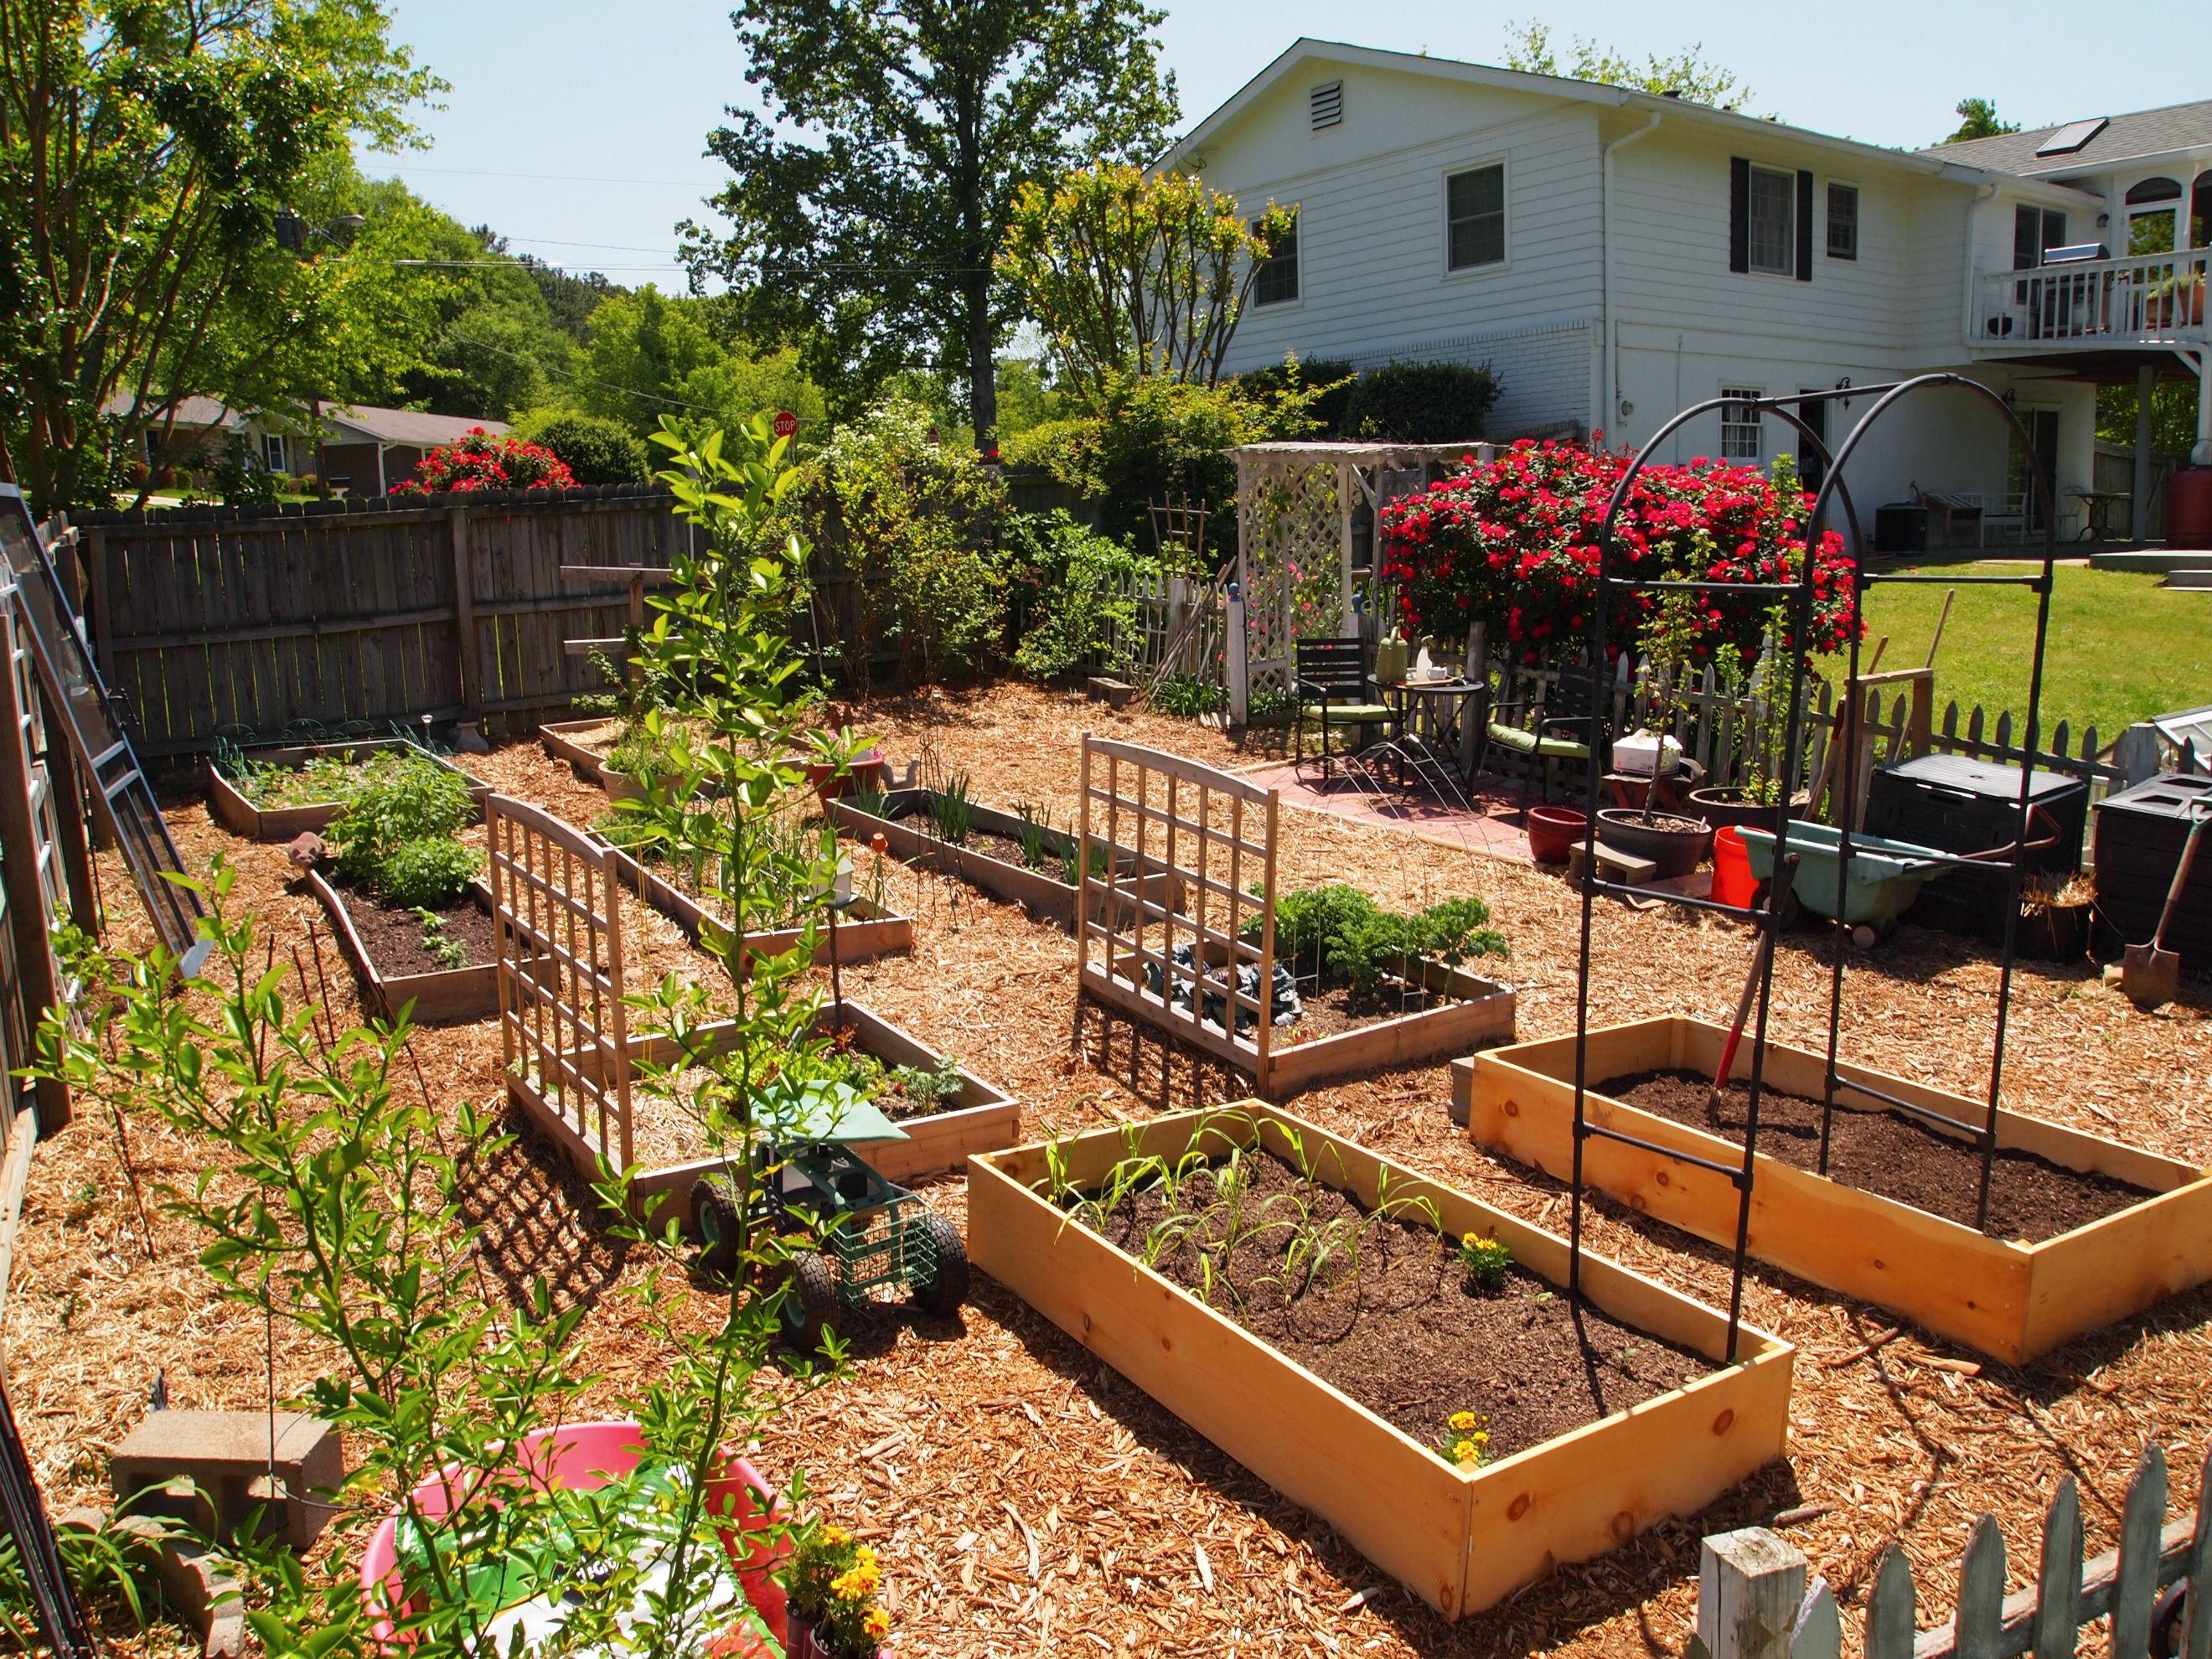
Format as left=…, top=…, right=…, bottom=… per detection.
left=2120, top=804, right=2209, bottom=1009
left=1710, top=854, right=1798, bottom=1118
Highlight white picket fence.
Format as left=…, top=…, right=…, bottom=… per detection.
left=1695, top=1443, right=2209, bottom=1659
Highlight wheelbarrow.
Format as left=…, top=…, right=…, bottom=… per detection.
left=1737, top=820, right=1956, bottom=939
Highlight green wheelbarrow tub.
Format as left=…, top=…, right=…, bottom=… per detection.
left=1738, top=820, right=1955, bottom=928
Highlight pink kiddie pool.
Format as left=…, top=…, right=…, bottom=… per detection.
left=358, top=1419, right=788, bottom=1650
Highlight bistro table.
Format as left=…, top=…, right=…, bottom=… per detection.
left=1367, top=674, right=1487, bottom=795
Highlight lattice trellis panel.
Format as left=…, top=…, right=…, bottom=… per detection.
left=1237, top=467, right=1346, bottom=705
left=488, top=794, right=635, bottom=1171
left=1077, top=735, right=1279, bottom=1077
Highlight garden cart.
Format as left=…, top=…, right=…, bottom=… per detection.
left=689, top=1083, right=969, bottom=1350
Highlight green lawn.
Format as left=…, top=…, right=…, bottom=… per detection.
left=1818, top=563, right=2212, bottom=745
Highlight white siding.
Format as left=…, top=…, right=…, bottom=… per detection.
left=1197, top=62, right=1604, bottom=432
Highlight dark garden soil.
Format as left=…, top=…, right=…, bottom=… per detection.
left=1598, top=1068, right=2155, bottom=1242
left=1094, top=1148, right=1708, bottom=1462
left=943, top=826, right=1063, bottom=880
left=342, top=885, right=497, bottom=979
left=1280, top=977, right=1458, bottom=1041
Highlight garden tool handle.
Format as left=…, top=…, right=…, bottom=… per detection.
left=2150, top=807, right=2209, bottom=954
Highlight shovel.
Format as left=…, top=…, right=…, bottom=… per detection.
left=2121, top=805, right=2209, bottom=1009
left=1709, top=852, right=1800, bottom=1116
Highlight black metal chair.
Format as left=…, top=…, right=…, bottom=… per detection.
left=1475, top=656, right=1610, bottom=817
left=1292, top=638, right=1393, bottom=783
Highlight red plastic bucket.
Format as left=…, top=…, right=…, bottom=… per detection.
left=1711, top=827, right=1755, bottom=909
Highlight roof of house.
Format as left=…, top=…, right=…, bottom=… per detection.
left=1165, top=39, right=2085, bottom=197
left=100, top=395, right=249, bottom=430
left=1916, top=100, right=2212, bottom=178
left=323, top=406, right=511, bottom=447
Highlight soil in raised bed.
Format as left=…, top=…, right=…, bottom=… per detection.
left=342, top=885, right=497, bottom=979
left=1091, top=1148, right=1708, bottom=1463
left=1279, top=977, right=1457, bottom=1042
left=1596, top=1068, right=2156, bottom=1243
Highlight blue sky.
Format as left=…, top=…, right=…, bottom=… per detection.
left=364, top=0, right=2204, bottom=286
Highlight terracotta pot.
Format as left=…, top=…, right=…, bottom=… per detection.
left=804, top=750, right=887, bottom=802
left=1595, top=809, right=1714, bottom=880
left=1686, top=787, right=1776, bottom=832
left=1525, top=805, right=1588, bottom=866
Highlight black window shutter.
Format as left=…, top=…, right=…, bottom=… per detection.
left=1729, top=158, right=1750, bottom=272
left=1796, top=169, right=1814, bottom=280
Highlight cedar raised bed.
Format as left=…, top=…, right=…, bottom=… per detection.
left=1456, top=1016, right=2212, bottom=1363
left=307, top=870, right=500, bottom=1025
left=825, top=788, right=1181, bottom=932
left=604, top=843, right=915, bottom=970
left=208, top=739, right=488, bottom=841
left=967, top=1103, right=1793, bottom=1618
left=539, top=716, right=620, bottom=783
left=535, top=999, right=1019, bottom=1236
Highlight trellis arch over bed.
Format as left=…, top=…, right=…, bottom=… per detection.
left=1228, top=442, right=1492, bottom=722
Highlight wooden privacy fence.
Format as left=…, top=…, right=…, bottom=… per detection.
left=1695, top=1443, right=2209, bottom=1659
left=65, top=487, right=688, bottom=755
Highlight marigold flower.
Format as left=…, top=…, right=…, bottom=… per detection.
left=1449, top=1410, right=1479, bottom=1432
left=1451, top=1439, right=1481, bottom=1463
left=865, top=1607, right=892, bottom=1640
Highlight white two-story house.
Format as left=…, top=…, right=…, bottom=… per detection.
left=1163, top=41, right=2210, bottom=541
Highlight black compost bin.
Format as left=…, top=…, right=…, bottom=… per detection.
left=1873, top=504, right=1929, bottom=555
left=1866, top=754, right=2089, bottom=939
left=2092, top=773, right=2212, bottom=969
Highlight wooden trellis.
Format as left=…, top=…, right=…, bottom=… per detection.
left=487, top=793, right=635, bottom=1173
left=1076, top=735, right=1279, bottom=1075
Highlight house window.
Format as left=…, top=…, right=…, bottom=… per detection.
left=2013, top=204, right=2068, bottom=269
left=1253, top=214, right=1298, bottom=306
left=1720, top=388, right=1764, bottom=461
left=261, top=433, right=287, bottom=473
left=1445, top=164, right=1506, bottom=271
left=1747, top=166, right=1796, bottom=274
left=1826, top=183, right=1859, bottom=260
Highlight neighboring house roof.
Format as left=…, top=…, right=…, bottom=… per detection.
left=324, top=406, right=510, bottom=447
left=1920, top=100, right=2212, bottom=178
left=100, top=394, right=249, bottom=430
left=1165, top=39, right=2083, bottom=194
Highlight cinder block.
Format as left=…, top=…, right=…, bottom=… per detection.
left=111, top=1410, right=342, bottom=1551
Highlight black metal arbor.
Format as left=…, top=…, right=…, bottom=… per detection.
left=1564, top=375, right=2061, bottom=1359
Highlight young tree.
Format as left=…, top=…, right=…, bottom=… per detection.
left=684, top=0, right=1179, bottom=447
left=999, top=164, right=1291, bottom=406
left=1500, top=19, right=1752, bottom=109
left=1942, top=97, right=2020, bottom=142
left=0, top=0, right=438, bottom=512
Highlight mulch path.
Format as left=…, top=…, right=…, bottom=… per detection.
left=1600, top=1068, right=2154, bottom=1243
left=8, top=681, right=2209, bottom=1659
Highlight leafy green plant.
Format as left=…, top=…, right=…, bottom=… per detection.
left=1458, top=1231, right=1513, bottom=1295
left=1149, top=674, right=1225, bottom=718
left=324, top=753, right=483, bottom=905
left=606, top=716, right=680, bottom=781
left=886, top=1056, right=964, bottom=1114
left=1252, top=884, right=1507, bottom=995
left=377, top=839, right=482, bottom=909
left=1010, top=800, right=1051, bottom=870
left=1004, top=510, right=1159, bottom=682
left=1058, top=829, right=1108, bottom=889
left=415, top=907, right=467, bottom=969
left=928, top=775, right=974, bottom=845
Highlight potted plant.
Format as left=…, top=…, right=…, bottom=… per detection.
left=783, top=1518, right=892, bottom=1657
left=1688, top=644, right=1805, bottom=832
left=1595, top=587, right=1713, bottom=878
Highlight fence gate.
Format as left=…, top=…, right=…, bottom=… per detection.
left=1077, top=735, right=1279, bottom=1077
left=487, top=794, right=634, bottom=1174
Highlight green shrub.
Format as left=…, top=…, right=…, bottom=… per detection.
left=1253, top=883, right=1507, bottom=995
left=1237, top=354, right=1358, bottom=439
left=1005, top=510, right=1159, bottom=682
left=1338, top=361, right=1500, bottom=444
left=514, top=410, right=650, bottom=485
left=1150, top=674, right=1225, bottom=717
left=783, top=395, right=1008, bottom=688
left=378, top=839, right=483, bottom=908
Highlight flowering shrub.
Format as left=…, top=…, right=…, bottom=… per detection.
left=1378, top=439, right=1859, bottom=666
left=389, top=427, right=578, bottom=495
left=784, top=1520, right=891, bottom=1656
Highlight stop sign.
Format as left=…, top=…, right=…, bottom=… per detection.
left=773, top=410, right=798, bottom=439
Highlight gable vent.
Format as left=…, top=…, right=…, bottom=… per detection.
left=1310, top=80, right=1343, bottom=130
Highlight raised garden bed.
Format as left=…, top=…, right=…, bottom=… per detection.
left=208, top=739, right=487, bottom=841
left=1258, top=950, right=1516, bottom=1096
left=603, top=841, right=914, bottom=970
left=1455, top=1016, right=2212, bottom=1363
left=307, top=869, right=500, bottom=1025
left=538, top=716, right=623, bottom=783
left=967, top=1103, right=1793, bottom=1618
left=825, top=788, right=1181, bottom=932
left=542, top=999, right=1018, bottom=1235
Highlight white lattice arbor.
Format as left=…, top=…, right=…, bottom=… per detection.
left=1229, top=442, right=1491, bottom=721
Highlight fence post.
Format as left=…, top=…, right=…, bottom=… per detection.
left=448, top=505, right=479, bottom=721
left=1226, top=585, right=1248, bottom=725
left=1699, top=1528, right=1807, bottom=1659
left=0, top=592, right=68, bottom=1129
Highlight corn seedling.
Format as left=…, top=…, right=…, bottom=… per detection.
left=1011, top=800, right=1051, bottom=871
left=928, top=773, right=974, bottom=845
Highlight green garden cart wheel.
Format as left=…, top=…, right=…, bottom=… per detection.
left=690, top=1173, right=745, bottom=1280
left=910, top=1214, right=970, bottom=1318
left=782, top=1248, right=842, bottom=1353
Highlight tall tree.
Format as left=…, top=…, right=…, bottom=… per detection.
left=685, top=0, right=1178, bottom=447
left=0, top=0, right=438, bottom=511
left=1942, top=98, right=2019, bottom=143
left=1501, top=20, right=1751, bottom=109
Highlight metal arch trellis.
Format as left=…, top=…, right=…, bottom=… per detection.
left=1563, top=375, right=2060, bottom=1361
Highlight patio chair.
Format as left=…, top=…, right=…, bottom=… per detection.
left=1292, top=638, right=1393, bottom=783
left=1475, top=658, right=1610, bottom=818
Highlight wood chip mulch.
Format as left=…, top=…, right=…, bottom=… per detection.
left=7, top=681, right=2208, bottom=1658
